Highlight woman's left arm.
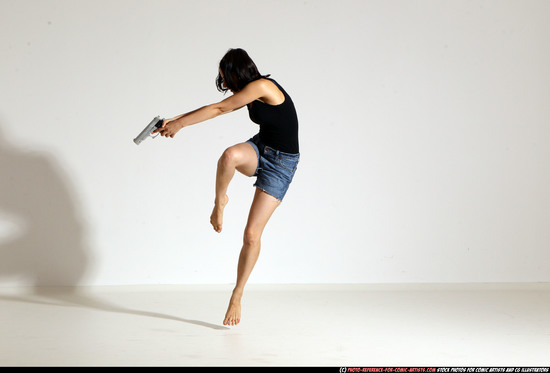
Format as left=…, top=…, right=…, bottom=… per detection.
left=155, top=80, right=268, bottom=138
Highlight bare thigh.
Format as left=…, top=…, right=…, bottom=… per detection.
left=245, top=188, right=281, bottom=240
left=223, top=142, right=258, bottom=177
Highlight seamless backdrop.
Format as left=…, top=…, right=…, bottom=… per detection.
left=1, top=0, right=549, bottom=286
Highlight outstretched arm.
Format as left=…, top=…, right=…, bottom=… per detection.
left=154, top=79, right=269, bottom=138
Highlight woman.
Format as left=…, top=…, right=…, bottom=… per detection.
left=154, top=48, right=300, bottom=326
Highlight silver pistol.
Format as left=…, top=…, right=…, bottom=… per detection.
left=134, top=116, right=164, bottom=145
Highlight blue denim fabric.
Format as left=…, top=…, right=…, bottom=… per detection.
left=246, top=134, right=300, bottom=201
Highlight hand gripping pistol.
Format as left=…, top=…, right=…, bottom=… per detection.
left=133, top=116, right=164, bottom=145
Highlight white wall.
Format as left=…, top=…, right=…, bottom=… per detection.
left=1, top=0, right=549, bottom=286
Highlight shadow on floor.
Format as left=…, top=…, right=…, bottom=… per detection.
left=0, top=288, right=228, bottom=330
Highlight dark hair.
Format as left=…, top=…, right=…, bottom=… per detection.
left=216, top=48, right=269, bottom=93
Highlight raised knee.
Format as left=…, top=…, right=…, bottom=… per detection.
left=219, top=147, right=238, bottom=167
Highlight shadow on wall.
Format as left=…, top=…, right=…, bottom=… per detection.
left=0, top=120, right=227, bottom=330
left=0, top=121, right=89, bottom=287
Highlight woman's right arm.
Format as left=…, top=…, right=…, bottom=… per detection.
left=154, top=79, right=270, bottom=138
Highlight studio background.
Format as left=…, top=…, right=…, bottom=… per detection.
left=1, top=0, right=548, bottom=287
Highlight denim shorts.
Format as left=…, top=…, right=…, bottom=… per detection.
left=245, top=134, right=300, bottom=201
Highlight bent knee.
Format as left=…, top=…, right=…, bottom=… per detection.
left=219, top=146, right=241, bottom=166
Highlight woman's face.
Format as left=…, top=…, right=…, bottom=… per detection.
left=219, top=69, right=229, bottom=91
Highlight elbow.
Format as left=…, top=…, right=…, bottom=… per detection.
left=211, top=102, right=235, bottom=116
left=209, top=104, right=226, bottom=117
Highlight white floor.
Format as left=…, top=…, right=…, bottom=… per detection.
left=0, top=283, right=549, bottom=367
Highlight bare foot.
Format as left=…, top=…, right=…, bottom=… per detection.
left=223, top=289, right=242, bottom=326
left=210, top=195, right=229, bottom=233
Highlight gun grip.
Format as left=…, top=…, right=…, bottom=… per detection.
left=150, top=118, right=164, bottom=138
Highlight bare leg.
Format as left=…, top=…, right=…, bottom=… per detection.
left=223, top=188, right=280, bottom=326
left=210, top=143, right=258, bottom=233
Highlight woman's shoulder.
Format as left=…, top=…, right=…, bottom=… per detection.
left=248, top=77, right=286, bottom=106
left=247, top=77, right=282, bottom=94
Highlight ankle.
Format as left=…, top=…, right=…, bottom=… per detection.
left=231, top=287, right=244, bottom=300
left=215, top=194, right=229, bottom=207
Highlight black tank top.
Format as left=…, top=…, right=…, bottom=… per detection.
left=247, top=78, right=299, bottom=154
